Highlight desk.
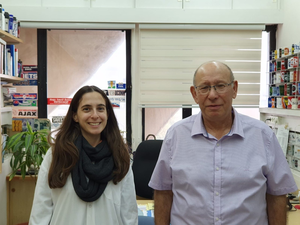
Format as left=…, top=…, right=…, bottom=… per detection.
left=137, top=200, right=300, bottom=225
left=137, top=200, right=154, bottom=205
left=137, top=200, right=154, bottom=217
left=288, top=207, right=300, bottom=225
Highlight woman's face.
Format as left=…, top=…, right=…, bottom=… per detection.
left=73, top=91, right=108, bottom=145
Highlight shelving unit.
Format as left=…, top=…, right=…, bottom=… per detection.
left=260, top=107, right=300, bottom=188
left=260, top=49, right=300, bottom=189
left=268, top=52, right=300, bottom=109
left=0, top=33, right=23, bottom=174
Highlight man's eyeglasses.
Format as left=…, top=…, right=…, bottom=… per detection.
left=195, top=81, right=234, bottom=95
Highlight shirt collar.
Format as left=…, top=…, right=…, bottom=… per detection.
left=228, top=108, right=245, bottom=138
left=191, top=108, right=245, bottom=138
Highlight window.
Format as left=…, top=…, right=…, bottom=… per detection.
left=138, top=25, right=264, bottom=140
left=46, top=30, right=127, bottom=134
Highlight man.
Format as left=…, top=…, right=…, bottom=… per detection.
left=148, top=61, right=297, bottom=225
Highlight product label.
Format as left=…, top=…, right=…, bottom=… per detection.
left=47, top=98, right=72, bottom=105
left=52, top=116, right=65, bottom=123
left=13, top=100, right=37, bottom=107
left=12, top=93, right=38, bottom=100
left=12, top=108, right=38, bottom=118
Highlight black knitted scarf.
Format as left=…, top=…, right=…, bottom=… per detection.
left=71, top=135, right=115, bottom=202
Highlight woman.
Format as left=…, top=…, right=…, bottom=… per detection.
left=29, top=86, right=138, bottom=225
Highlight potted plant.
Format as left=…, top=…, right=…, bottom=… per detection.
left=4, top=121, right=50, bottom=181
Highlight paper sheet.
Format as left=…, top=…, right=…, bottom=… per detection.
left=276, top=125, right=289, bottom=155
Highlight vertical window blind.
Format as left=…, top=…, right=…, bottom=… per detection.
left=138, top=26, right=263, bottom=107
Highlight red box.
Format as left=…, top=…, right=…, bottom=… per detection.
left=281, top=60, right=286, bottom=70
left=281, top=72, right=285, bottom=83
left=284, top=83, right=288, bottom=95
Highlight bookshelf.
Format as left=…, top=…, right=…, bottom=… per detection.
left=0, top=32, right=23, bottom=174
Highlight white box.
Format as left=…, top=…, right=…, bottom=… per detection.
left=289, top=132, right=297, bottom=145
left=294, top=145, right=300, bottom=158
left=296, top=133, right=300, bottom=146
left=287, top=145, right=294, bottom=156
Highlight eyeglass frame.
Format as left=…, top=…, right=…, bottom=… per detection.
left=194, top=81, right=235, bottom=95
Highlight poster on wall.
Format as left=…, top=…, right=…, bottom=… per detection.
left=47, top=98, right=72, bottom=105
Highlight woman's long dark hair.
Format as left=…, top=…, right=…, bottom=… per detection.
left=48, top=86, right=130, bottom=188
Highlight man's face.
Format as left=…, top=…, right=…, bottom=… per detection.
left=190, top=62, right=238, bottom=122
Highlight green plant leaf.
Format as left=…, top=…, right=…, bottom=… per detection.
left=29, top=144, right=38, bottom=156
left=35, top=154, right=43, bottom=166
left=5, top=132, right=25, bottom=151
left=9, top=171, right=17, bottom=181
left=38, top=141, right=50, bottom=149
left=12, top=151, right=24, bottom=169
left=25, top=134, right=34, bottom=151
left=26, top=121, right=33, bottom=134
left=20, top=163, right=26, bottom=179
left=12, top=140, right=24, bottom=153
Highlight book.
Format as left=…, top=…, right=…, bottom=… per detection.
left=7, top=45, right=15, bottom=76
left=0, top=38, right=6, bottom=74
left=6, top=49, right=11, bottom=75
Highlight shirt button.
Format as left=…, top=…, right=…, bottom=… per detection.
left=216, top=217, right=219, bottom=221
left=216, top=167, right=219, bottom=171
left=215, top=192, right=219, bottom=196
left=217, top=143, right=220, bottom=147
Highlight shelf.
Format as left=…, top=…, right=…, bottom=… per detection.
left=270, top=82, right=299, bottom=85
left=259, top=107, right=300, bottom=117
left=270, top=68, right=300, bottom=73
left=0, top=29, right=23, bottom=44
left=269, top=53, right=300, bottom=61
left=0, top=74, right=24, bottom=83
left=270, top=96, right=300, bottom=98
left=1, top=107, right=12, bottom=113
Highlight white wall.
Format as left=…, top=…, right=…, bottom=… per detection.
left=0, top=156, right=12, bottom=225
left=2, top=0, right=283, bottom=24
left=277, top=0, right=300, bottom=48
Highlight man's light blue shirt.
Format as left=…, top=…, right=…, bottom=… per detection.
left=149, top=109, right=297, bottom=225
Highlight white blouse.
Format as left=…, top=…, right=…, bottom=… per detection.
left=29, top=149, right=138, bottom=225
